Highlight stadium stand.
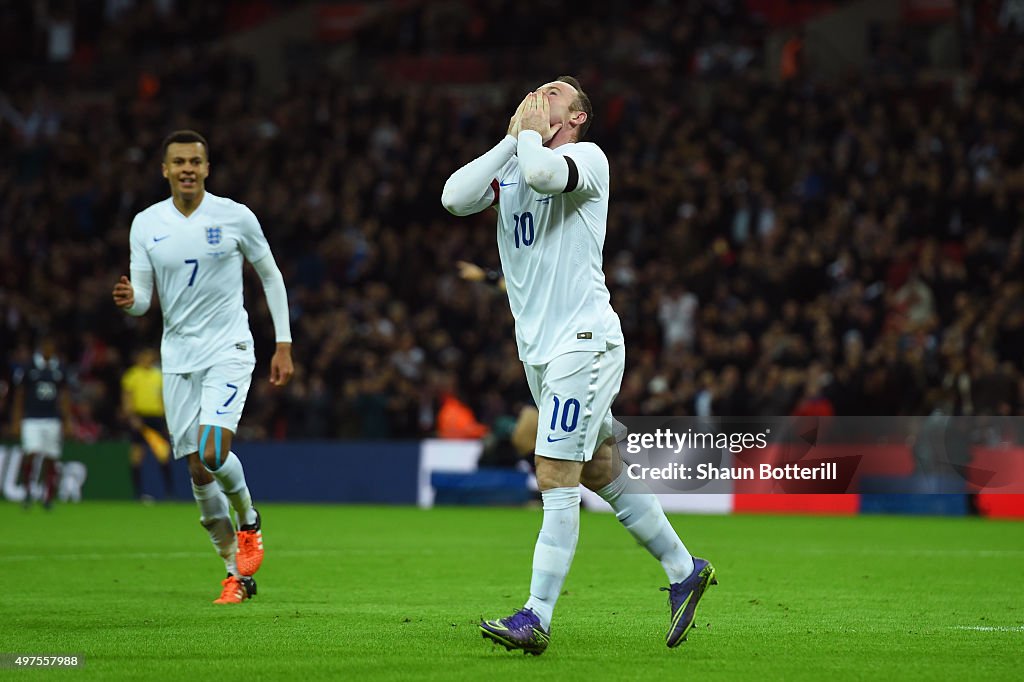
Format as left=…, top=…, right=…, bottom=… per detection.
left=1, top=0, right=1022, bottom=443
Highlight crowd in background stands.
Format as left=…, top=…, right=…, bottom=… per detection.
left=1, top=0, right=1023, bottom=443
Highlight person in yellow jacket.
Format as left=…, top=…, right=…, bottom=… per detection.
left=121, top=348, right=174, bottom=499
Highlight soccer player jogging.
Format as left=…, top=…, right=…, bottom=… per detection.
left=442, top=78, right=716, bottom=654
left=112, top=130, right=294, bottom=604
left=10, top=337, right=72, bottom=510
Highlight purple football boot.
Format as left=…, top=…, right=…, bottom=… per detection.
left=663, top=557, right=718, bottom=647
left=480, top=608, right=550, bottom=655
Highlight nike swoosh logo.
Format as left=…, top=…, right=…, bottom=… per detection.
left=215, top=409, right=233, bottom=415
left=536, top=197, right=551, bottom=203
left=546, top=435, right=572, bottom=443
left=153, top=235, right=170, bottom=242
left=498, top=181, right=518, bottom=187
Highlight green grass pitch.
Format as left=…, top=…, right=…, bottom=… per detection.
left=1, top=502, right=1022, bottom=680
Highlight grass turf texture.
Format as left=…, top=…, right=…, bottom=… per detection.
left=1, top=503, right=1022, bottom=681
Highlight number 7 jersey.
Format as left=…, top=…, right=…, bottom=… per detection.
left=129, top=193, right=271, bottom=373
left=493, top=141, right=623, bottom=365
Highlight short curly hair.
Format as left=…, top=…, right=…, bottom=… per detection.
left=162, top=130, right=209, bottom=161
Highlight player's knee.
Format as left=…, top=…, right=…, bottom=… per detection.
left=535, top=456, right=583, bottom=491
left=187, top=454, right=213, bottom=484
left=201, top=448, right=224, bottom=471
left=580, top=441, right=618, bottom=491
left=191, top=469, right=213, bottom=485
left=580, top=462, right=613, bottom=491
left=536, top=470, right=565, bottom=491
left=197, top=425, right=231, bottom=471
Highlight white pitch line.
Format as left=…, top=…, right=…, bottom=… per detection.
left=1, top=546, right=1018, bottom=562
left=776, top=547, right=1024, bottom=558
left=0, top=548, right=423, bottom=562
left=952, top=626, right=1024, bottom=632
left=0, top=551, right=207, bottom=562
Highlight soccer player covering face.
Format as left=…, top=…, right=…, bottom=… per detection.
left=112, top=131, right=294, bottom=604
left=443, top=78, right=716, bottom=654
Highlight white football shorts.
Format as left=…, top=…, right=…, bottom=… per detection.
left=163, top=356, right=256, bottom=459
left=21, top=418, right=62, bottom=459
left=524, top=344, right=625, bottom=462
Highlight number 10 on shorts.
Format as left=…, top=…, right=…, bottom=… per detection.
left=550, top=395, right=580, bottom=434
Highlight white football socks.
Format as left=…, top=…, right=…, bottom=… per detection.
left=524, top=487, right=580, bottom=631
left=192, top=480, right=238, bottom=576
left=210, top=452, right=257, bottom=527
left=597, top=468, right=694, bottom=583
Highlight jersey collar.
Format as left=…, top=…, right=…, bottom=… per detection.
left=168, top=192, right=210, bottom=220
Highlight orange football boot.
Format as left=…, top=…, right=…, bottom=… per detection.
left=213, top=574, right=257, bottom=604
left=236, top=509, right=264, bottom=576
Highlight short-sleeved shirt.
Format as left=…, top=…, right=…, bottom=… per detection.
left=121, top=364, right=164, bottom=417
left=129, top=193, right=270, bottom=373
left=493, top=141, right=624, bottom=365
left=13, top=354, right=67, bottom=419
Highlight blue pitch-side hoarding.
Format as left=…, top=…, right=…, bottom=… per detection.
left=0, top=441, right=424, bottom=505
left=150, top=441, right=424, bottom=504
left=231, top=441, right=422, bottom=504
left=5, top=438, right=1023, bottom=518
left=135, top=439, right=490, bottom=507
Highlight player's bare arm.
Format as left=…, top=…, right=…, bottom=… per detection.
left=113, top=269, right=153, bottom=316
left=456, top=261, right=486, bottom=282
left=270, top=342, right=294, bottom=387
left=112, top=276, right=135, bottom=309
left=456, top=261, right=506, bottom=292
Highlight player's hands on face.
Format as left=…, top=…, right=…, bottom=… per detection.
left=507, top=94, right=531, bottom=137
left=456, top=261, right=486, bottom=282
left=518, top=91, right=562, bottom=144
left=270, top=344, right=294, bottom=387
left=112, top=276, right=135, bottom=309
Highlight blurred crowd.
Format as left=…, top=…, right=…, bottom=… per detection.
left=1, top=0, right=1023, bottom=443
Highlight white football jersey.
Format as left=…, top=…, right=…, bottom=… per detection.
left=494, top=141, right=624, bottom=364
left=129, top=193, right=271, bottom=373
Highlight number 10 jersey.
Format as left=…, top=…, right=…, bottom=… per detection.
left=493, top=140, right=624, bottom=365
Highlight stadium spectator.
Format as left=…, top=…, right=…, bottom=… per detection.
left=436, top=391, right=489, bottom=440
